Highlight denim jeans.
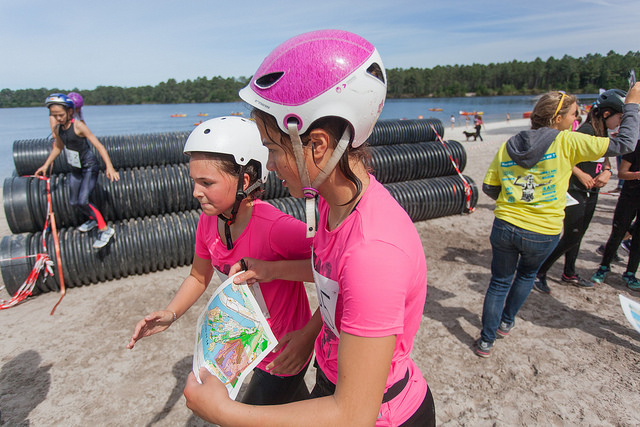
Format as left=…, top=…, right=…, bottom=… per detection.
left=481, top=218, right=560, bottom=343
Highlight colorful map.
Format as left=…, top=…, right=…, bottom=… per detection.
left=193, top=272, right=277, bottom=400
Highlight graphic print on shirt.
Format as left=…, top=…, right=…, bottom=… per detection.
left=513, top=174, right=552, bottom=202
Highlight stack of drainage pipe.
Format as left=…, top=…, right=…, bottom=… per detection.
left=1, top=118, right=477, bottom=296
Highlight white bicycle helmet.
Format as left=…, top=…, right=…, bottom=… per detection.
left=184, top=116, right=268, bottom=183
left=239, top=29, right=387, bottom=236
left=184, top=116, right=268, bottom=249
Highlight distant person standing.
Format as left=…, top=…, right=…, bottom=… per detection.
left=36, top=94, right=119, bottom=249
left=474, top=114, right=484, bottom=141
left=506, top=113, right=510, bottom=123
left=534, top=89, right=626, bottom=294
left=67, top=92, right=85, bottom=123
left=476, top=86, right=640, bottom=358
left=450, top=114, right=455, bottom=130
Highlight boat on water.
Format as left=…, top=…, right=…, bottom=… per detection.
left=428, top=108, right=443, bottom=112
left=197, top=113, right=209, bottom=117
left=459, top=111, right=483, bottom=116
left=170, top=113, right=187, bottom=118
left=230, top=112, right=244, bottom=116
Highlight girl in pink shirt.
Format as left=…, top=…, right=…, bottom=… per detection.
left=184, top=30, right=435, bottom=427
left=127, top=116, right=313, bottom=405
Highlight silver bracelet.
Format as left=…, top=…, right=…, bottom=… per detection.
left=171, top=311, right=177, bottom=323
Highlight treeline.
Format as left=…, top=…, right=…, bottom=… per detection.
left=388, top=50, right=640, bottom=98
left=0, top=76, right=248, bottom=108
left=1, top=51, right=639, bottom=108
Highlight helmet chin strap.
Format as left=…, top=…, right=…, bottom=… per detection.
left=287, top=122, right=352, bottom=237
left=218, top=167, right=262, bottom=250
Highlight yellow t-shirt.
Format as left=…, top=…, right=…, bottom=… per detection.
left=484, top=130, right=609, bottom=235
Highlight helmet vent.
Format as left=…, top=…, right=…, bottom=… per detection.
left=204, top=129, right=211, bottom=134
left=255, top=72, right=284, bottom=89
left=367, top=63, right=385, bottom=84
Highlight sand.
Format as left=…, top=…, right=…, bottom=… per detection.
left=1, top=117, right=640, bottom=426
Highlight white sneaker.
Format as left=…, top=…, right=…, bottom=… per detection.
left=93, top=227, right=115, bottom=249
left=78, top=220, right=98, bottom=232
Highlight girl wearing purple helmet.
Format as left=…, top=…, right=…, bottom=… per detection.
left=184, top=30, right=435, bottom=426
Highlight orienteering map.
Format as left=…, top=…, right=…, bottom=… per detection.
left=193, top=272, right=277, bottom=400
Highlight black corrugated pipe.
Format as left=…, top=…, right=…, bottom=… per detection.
left=0, top=210, right=201, bottom=296
left=4, top=140, right=464, bottom=233
left=11, top=119, right=445, bottom=175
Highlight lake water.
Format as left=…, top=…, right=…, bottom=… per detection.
left=0, top=94, right=598, bottom=179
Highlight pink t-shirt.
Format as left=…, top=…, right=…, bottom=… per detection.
left=195, top=199, right=313, bottom=372
left=312, top=175, right=428, bottom=426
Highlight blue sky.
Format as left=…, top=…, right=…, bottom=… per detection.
left=1, top=0, right=639, bottom=91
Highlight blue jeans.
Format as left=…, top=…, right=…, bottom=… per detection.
left=480, top=218, right=560, bottom=343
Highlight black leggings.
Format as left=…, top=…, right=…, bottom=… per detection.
left=310, top=363, right=435, bottom=426
left=600, top=189, right=640, bottom=272
left=538, top=190, right=598, bottom=277
left=240, top=362, right=310, bottom=405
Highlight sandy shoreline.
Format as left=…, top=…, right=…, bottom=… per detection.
left=2, top=116, right=640, bottom=426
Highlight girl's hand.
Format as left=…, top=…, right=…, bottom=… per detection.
left=594, top=169, right=612, bottom=188
left=106, top=167, right=120, bottom=182
left=575, top=170, right=595, bottom=189
left=126, top=310, right=174, bottom=349
left=626, top=82, right=640, bottom=105
left=266, top=328, right=315, bottom=376
left=34, top=165, right=47, bottom=177
left=184, top=368, right=229, bottom=424
left=228, top=257, right=273, bottom=285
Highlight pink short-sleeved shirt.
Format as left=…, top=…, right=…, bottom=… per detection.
left=312, top=175, right=428, bottom=425
left=195, top=199, right=313, bottom=372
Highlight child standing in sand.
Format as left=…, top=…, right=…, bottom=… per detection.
left=534, top=89, right=625, bottom=293
left=477, top=86, right=640, bottom=358
left=36, top=93, right=119, bottom=249
left=183, top=29, right=434, bottom=426
left=127, top=117, right=314, bottom=405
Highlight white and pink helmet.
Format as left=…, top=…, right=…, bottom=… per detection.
left=239, top=29, right=387, bottom=236
left=239, top=29, right=386, bottom=148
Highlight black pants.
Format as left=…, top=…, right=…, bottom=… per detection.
left=310, top=363, right=435, bottom=426
left=538, top=189, right=598, bottom=277
left=240, top=363, right=310, bottom=405
left=601, top=189, right=640, bottom=273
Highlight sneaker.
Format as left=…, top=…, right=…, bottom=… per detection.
left=621, top=239, right=632, bottom=254
left=622, top=272, right=640, bottom=291
left=474, top=339, right=493, bottom=358
left=596, top=245, right=622, bottom=262
left=78, top=219, right=98, bottom=232
left=591, top=265, right=611, bottom=284
left=496, top=320, right=515, bottom=338
left=561, top=274, right=594, bottom=289
left=534, top=275, right=551, bottom=294
left=93, top=227, right=115, bottom=249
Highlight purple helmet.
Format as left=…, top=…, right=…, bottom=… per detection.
left=45, top=93, right=74, bottom=109
left=239, top=29, right=387, bottom=148
left=67, top=92, right=84, bottom=108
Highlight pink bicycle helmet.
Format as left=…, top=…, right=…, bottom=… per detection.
left=239, top=29, right=387, bottom=236
left=67, top=92, right=84, bottom=108
left=239, top=29, right=387, bottom=148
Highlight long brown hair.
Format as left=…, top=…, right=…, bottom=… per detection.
left=252, top=109, right=372, bottom=205
left=530, top=91, right=577, bottom=130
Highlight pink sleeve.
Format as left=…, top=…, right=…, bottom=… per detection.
left=268, top=213, right=313, bottom=259
left=194, top=213, right=212, bottom=260
left=340, top=240, right=412, bottom=337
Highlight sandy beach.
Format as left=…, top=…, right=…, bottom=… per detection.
left=1, top=117, right=640, bottom=426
